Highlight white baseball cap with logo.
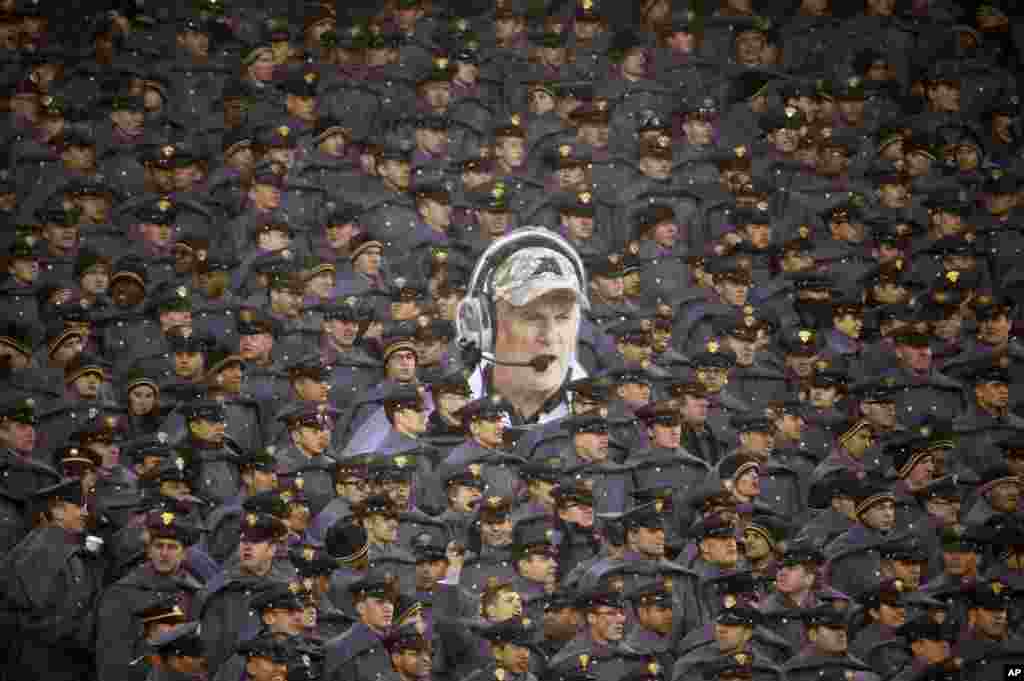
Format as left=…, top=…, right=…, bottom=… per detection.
left=490, top=245, right=589, bottom=309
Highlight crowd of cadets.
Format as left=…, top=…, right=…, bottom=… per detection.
left=0, top=0, right=1022, bottom=680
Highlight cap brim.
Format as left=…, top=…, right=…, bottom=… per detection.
left=499, top=277, right=588, bottom=309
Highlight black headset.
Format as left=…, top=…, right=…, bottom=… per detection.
left=455, top=227, right=589, bottom=359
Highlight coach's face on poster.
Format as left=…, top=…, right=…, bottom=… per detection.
left=494, top=289, right=579, bottom=396
left=489, top=246, right=586, bottom=413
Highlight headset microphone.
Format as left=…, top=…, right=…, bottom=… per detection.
left=457, top=338, right=556, bottom=373
left=480, top=353, right=557, bottom=373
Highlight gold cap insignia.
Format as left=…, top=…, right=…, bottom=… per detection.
left=579, top=191, right=592, bottom=204
left=394, top=455, right=409, bottom=467
left=175, top=456, right=186, bottom=471
left=946, top=270, right=960, bottom=283
left=157, top=198, right=172, bottom=211
left=707, top=340, right=719, bottom=353
left=893, top=579, right=904, bottom=591
left=894, top=257, right=904, bottom=270
left=278, top=125, right=290, bottom=137
left=582, top=0, right=594, bottom=8
left=304, top=72, right=317, bottom=84
left=648, top=663, right=660, bottom=675
left=289, top=581, right=302, bottom=593
left=161, top=511, right=175, bottom=526
left=171, top=605, right=184, bottom=616
left=281, top=490, right=294, bottom=502
left=919, top=425, right=932, bottom=437
left=176, top=285, right=188, bottom=298
left=435, top=57, right=449, bottom=70
left=798, top=225, right=810, bottom=238
left=303, top=547, right=315, bottom=561
left=162, top=145, right=175, bottom=158
left=654, top=499, right=664, bottom=512
left=559, top=144, right=572, bottom=157
left=734, top=653, right=751, bottom=665
left=992, top=582, right=1005, bottom=594
left=495, top=670, right=506, bottom=681
left=545, top=528, right=554, bottom=540
left=784, top=106, right=798, bottom=118
left=468, top=463, right=482, bottom=476
left=456, top=19, right=468, bottom=31
left=595, top=98, right=608, bottom=111
left=744, top=315, right=756, bottom=328
left=734, top=145, right=747, bottom=158
left=579, top=655, right=590, bottom=669
left=247, top=513, right=258, bottom=526
left=724, top=594, right=737, bottom=608
left=815, top=359, right=830, bottom=370
left=847, top=76, right=861, bottom=88
left=510, top=113, right=521, bottom=126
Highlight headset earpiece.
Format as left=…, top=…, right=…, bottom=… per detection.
left=455, top=296, right=491, bottom=357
